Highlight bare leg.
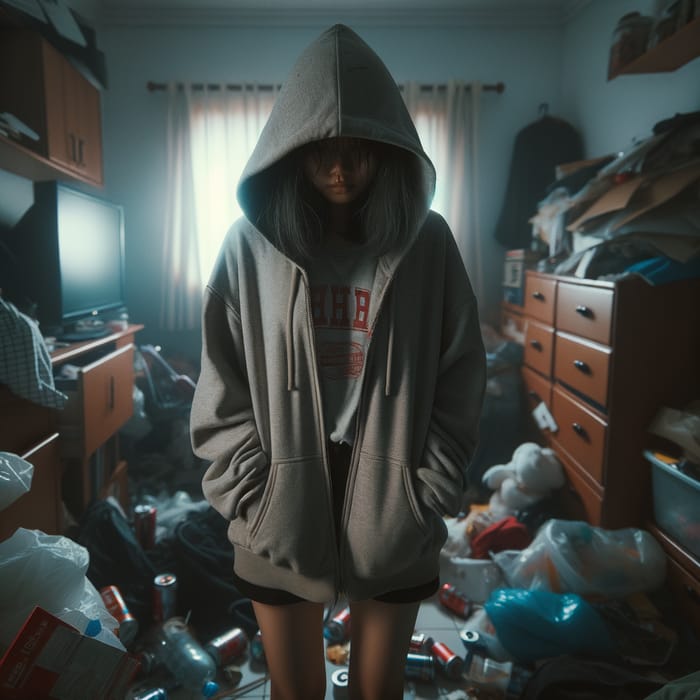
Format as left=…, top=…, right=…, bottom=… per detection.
left=252, top=599, right=326, bottom=700
left=347, top=598, right=420, bottom=700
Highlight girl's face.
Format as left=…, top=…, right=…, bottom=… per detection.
left=303, top=137, right=377, bottom=205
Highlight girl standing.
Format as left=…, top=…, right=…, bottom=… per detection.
left=191, top=24, right=486, bottom=700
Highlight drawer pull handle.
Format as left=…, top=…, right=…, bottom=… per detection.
left=573, top=359, right=591, bottom=374
left=572, top=422, right=588, bottom=439
left=109, top=376, right=115, bottom=410
left=686, top=585, right=700, bottom=605
left=575, top=305, right=593, bottom=318
left=532, top=291, right=545, bottom=301
left=528, top=390, right=541, bottom=401
left=529, top=339, right=543, bottom=351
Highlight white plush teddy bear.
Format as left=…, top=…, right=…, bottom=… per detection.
left=481, top=442, right=565, bottom=519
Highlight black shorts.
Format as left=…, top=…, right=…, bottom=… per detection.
left=232, top=440, right=439, bottom=606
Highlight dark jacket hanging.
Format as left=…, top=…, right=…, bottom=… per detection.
left=494, top=115, right=583, bottom=249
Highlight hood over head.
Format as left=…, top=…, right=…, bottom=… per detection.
left=237, top=24, right=436, bottom=251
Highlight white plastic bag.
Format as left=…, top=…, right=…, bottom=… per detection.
left=0, top=451, right=33, bottom=510
left=492, top=519, right=666, bottom=598
left=0, top=528, right=123, bottom=650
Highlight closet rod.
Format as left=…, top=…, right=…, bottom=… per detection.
left=146, top=80, right=505, bottom=93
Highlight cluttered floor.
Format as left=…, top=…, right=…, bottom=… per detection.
left=57, top=346, right=697, bottom=700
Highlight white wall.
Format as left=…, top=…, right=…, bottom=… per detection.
left=98, top=17, right=563, bottom=348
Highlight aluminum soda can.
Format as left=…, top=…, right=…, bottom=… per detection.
left=323, top=606, right=351, bottom=643
left=250, top=629, right=266, bottom=664
left=133, top=504, right=157, bottom=550
left=405, top=652, right=435, bottom=681
left=432, top=640, right=464, bottom=680
left=99, top=585, right=139, bottom=647
left=204, top=627, right=248, bottom=666
left=152, top=573, right=178, bottom=622
left=438, top=583, right=473, bottom=619
left=408, top=631, right=434, bottom=654
left=331, top=668, right=349, bottom=700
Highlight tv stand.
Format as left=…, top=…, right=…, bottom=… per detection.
left=59, top=327, right=111, bottom=342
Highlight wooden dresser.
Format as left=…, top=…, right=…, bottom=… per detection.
left=0, top=325, right=143, bottom=540
left=517, top=270, right=700, bottom=631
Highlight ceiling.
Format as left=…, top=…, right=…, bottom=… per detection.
left=95, top=0, right=590, bottom=26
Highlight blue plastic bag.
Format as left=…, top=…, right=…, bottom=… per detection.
left=484, top=588, right=615, bottom=663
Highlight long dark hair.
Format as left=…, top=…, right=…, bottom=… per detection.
left=256, top=140, right=427, bottom=262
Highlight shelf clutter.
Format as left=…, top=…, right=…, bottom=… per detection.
left=608, top=4, right=700, bottom=79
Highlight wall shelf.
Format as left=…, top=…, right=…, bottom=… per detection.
left=609, top=16, right=700, bottom=79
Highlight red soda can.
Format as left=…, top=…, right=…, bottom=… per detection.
left=432, top=640, right=464, bottom=680
left=133, top=504, right=157, bottom=550
left=323, top=605, right=351, bottom=643
left=204, top=627, right=248, bottom=666
left=438, top=583, right=473, bottom=619
left=404, top=652, right=435, bottom=681
left=152, top=572, right=178, bottom=622
left=408, top=631, right=434, bottom=654
left=100, top=585, right=139, bottom=647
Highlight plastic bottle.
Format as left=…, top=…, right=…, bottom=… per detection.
left=156, top=617, right=219, bottom=698
left=464, top=653, right=531, bottom=700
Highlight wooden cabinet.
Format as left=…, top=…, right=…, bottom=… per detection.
left=0, top=30, right=103, bottom=185
left=53, top=326, right=142, bottom=518
left=0, top=325, right=142, bottom=540
left=521, top=270, right=700, bottom=530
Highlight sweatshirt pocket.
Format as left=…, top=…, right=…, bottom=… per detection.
left=247, top=455, right=334, bottom=577
left=345, top=452, right=435, bottom=579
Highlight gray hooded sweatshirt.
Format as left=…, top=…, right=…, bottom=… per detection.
left=190, top=24, right=486, bottom=603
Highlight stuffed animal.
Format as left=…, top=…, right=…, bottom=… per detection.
left=481, top=442, right=565, bottom=520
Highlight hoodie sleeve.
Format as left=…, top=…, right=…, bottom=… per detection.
left=415, top=237, right=487, bottom=517
left=190, top=286, right=269, bottom=522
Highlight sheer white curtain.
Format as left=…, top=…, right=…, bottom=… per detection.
left=403, top=81, right=484, bottom=302
left=160, top=80, right=483, bottom=329
left=160, top=83, right=278, bottom=330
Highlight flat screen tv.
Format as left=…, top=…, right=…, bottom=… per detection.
left=0, top=182, right=126, bottom=340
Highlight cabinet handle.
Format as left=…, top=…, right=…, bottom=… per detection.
left=575, top=305, right=593, bottom=318
left=532, top=291, right=545, bottom=301
left=528, top=390, right=541, bottom=401
left=529, top=339, right=543, bottom=351
left=78, top=139, right=85, bottom=166
left=685, top=585, right=700, bottom=605
left=572, top=422, right=589, bottom=440
left=70, top=133, right=77, bottom=162
left=109, top=376, right=115, bottom=410
left=573, top=359, right=591, bottom=374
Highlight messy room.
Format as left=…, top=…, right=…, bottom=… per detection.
left=1, top=0, right=699, bottom=698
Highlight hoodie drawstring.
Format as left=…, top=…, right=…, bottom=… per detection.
left=286, top=268, right=301, bottom=391
left=385, top=286, right=395, bottom=397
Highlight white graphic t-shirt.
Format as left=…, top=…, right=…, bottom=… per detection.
left=307, top=239, right=377, bottom=445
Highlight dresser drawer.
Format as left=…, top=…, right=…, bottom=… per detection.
left=58, top=344, right=134, bottom=457
left=523, top=320, right=555, bottom=378
left=522, top=365, right=552, bottom=412
left=524, top=274, right=557, bottom=325
left=666, top=556, right=700, bottom=636
left=556, top=282, right=614, bottom=345
left=551, top=385, right=607, bottom=486
left=557, top=448, right=603, bottom=526
left=554, top=331, right=611, bottom=408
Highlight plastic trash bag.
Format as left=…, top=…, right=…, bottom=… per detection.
left=485, top=588, right=616, bottom=663
left=491, top=519, right=666, bottom=598
left=0, top=451, right=33, bottom=510
left=0, top=528, right=123, bottom=650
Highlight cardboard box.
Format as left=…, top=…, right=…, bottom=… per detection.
left=0, top=607, right=139, bottom=700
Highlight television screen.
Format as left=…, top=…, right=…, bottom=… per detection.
left=0, top=182, right=126, bottom=339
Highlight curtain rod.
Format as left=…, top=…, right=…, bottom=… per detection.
left=146, top=80, right=505, bottom=93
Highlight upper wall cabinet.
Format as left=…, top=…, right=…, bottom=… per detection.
left=0, top=30, right=103, bottom=186
left=609, top=16, right=700, bottom=79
